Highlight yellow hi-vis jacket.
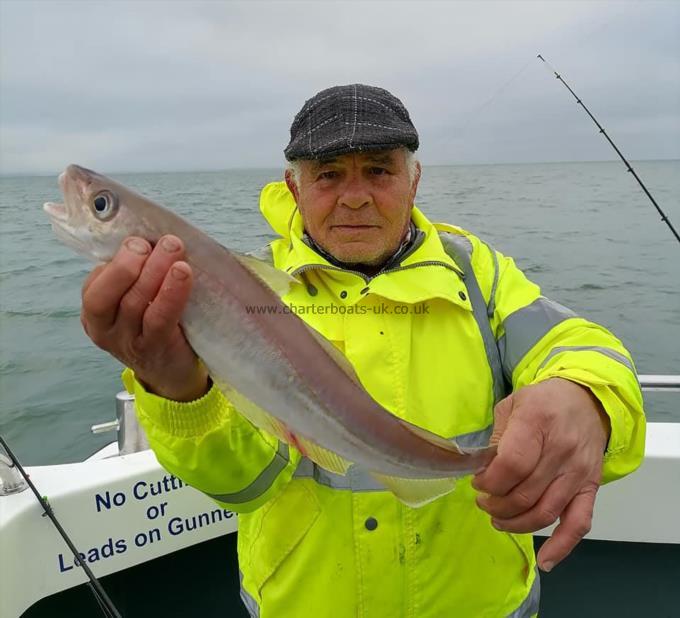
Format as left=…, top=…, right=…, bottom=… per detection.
left=125, top=181, right=645, bottom=618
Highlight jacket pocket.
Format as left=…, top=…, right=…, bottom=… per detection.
left=243, top=479, right=321, bottom=594
left=508, top=532, right=536, bottom=584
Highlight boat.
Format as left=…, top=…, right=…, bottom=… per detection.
left=1, top=375, right=679, bottom=617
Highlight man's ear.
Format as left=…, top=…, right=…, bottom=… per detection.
left=285, top=169, right=299, bottom=203
left=410, top=161, right=422, bottom=203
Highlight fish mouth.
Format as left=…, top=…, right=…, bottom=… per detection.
left=44, top=165, right=85, bottom=229
left=47, top=215, right=98, bottom=261
left=43, top=165, right=106, bottom=262
left=43, top=201, right=69, bottom=222
left=44, top=198, right=94, bottom=260
left=45, top=165, right=92, bottom=224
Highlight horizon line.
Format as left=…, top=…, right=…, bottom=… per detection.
left=1, top=157, right=678, bottom=178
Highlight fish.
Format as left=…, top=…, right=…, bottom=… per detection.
left=44, top=164, right=496, bottom=506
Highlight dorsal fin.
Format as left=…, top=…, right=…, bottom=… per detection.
left=396, top=417, right=466, bottom=453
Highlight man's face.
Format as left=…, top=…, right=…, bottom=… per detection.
left=285, top=149, right=421, bottom=266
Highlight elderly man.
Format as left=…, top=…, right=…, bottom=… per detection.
left=81, top=84, right=645, bottom=617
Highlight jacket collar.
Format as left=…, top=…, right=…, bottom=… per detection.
left=302, top=221, right=420, bottom=275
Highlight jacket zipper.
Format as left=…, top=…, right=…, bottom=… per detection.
left=290, top=260, right=464, bottom=284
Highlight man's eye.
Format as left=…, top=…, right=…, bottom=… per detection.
left=318, top=171, right=338, bottom=180
left=369, top=167, right=389, bottom=176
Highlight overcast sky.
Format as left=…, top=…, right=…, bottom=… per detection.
left=0, top=0, right=678, bottom=175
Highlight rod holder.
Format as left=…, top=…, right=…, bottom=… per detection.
left=115, top=391, right=149, bottom=455
left=90, top=392, right=149, bottom=455
left=91, top=420, right=120, bottom=434
left=0, top=451, right=28, bottom=496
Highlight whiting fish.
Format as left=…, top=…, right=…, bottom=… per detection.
left=44, top=164, right=496, bottom=506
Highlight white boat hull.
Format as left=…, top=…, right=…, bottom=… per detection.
left=2, top=415, right=678, bottom=616
left=1, top=449, right=238, bottom=617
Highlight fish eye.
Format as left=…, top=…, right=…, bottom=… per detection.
left=91, top=191, right=118, bottom=220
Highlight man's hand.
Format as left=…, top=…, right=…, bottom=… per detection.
left=81, top=235, right=209, bottom=402
left=472, top=378, right=610, bottom=572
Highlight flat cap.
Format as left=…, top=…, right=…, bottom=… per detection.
left=284, top=84, right=419, bottom=161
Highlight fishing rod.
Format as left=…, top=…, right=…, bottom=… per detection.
left=537, top=54, right=680, bottom=246
left=0, top=434, right=122, bottom=618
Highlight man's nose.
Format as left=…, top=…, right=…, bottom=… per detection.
left=338, top=176, right=371, bottom=210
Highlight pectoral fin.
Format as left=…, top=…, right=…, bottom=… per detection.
left=234, top=252, right=299, bottom=297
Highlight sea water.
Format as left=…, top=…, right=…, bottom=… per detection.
left=1, top=161, right=678, bottom=464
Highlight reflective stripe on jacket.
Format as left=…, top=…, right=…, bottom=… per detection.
left=126, top=181, right=645, bottom=618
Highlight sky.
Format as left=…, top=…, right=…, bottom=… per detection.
left=0, top=0, right=678, bottom=175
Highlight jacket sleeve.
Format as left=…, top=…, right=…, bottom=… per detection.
left=478, top=241, right=646, bottom=485
left=122, top=368, right=301, bottom=512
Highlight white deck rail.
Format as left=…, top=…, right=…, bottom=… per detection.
left=638, top=374, right=680, bottom=392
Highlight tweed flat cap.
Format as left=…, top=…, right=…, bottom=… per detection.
left=284, top=84, right=419, bottom=161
